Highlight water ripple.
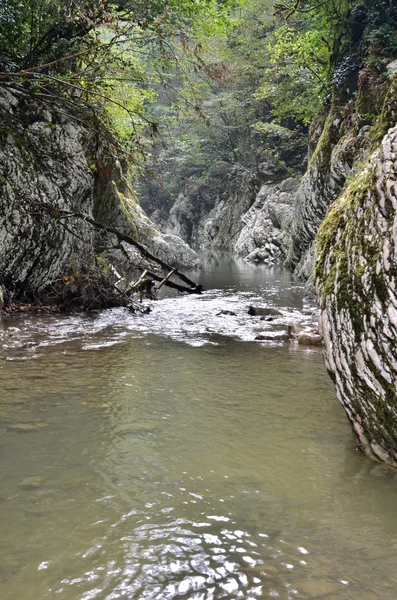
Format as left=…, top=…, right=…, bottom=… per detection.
left=0, top=284, right=314, bottom=358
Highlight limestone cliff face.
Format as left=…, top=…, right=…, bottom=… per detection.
left=155, top=160, right=298, bottom=266
left=315, top=78, right=397, bottom=466
left=0, top=88, right=198, bottom=303
left=286, top=108, right=354, bottom=273
left=157, top=167, right=259, bottom=253
left=286, top=66, right=389, bottom=280
left=234, top=178, right=298, bottom=264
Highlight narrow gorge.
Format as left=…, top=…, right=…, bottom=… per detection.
left=3, top=2, right=397, bottom=597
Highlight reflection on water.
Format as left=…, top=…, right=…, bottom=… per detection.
left=1, top=259, right=397, bottom=599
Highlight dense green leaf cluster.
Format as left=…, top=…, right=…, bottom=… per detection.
left=137, top=0, right=397, bottom=214
left=2, top=0, right=397, bottom=212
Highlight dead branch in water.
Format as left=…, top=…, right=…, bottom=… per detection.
left=36, top=203, right=203, bottom=299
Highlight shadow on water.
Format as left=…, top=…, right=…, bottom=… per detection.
left=1, top=258, right=397, bottom=599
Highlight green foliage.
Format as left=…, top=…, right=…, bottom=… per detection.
left=252, top=122, right=293, bottom=141
left=3, top=0, right=397, bottom=214
left=0, top=0, right=240, bottom=162
left=257, top=24, right=330, bottom=124
left=361, top=1, right=397, bottom=56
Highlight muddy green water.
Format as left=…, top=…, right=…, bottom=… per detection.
left=1, top=260, right=397, bottom=600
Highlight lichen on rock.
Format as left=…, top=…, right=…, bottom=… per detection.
left=315, top=124, right=397, bottom=466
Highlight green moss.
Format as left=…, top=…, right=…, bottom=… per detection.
left=308, top=102, right=340, bottom=171
left=117, top=188, right=140, bottom=240
left=367, top=76, right=397, bottom=149
left=96, top=252, right=110, bottom=275
left=361, top=359, right=397, bottom=454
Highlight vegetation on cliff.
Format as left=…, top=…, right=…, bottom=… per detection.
left=137, top=1, right=397, bottom=224
left=3, top=1, right=397, bottom=465
left=0, top=0, right=237, bottom=309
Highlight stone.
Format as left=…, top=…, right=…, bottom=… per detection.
left=216, top=310, right=237, bottom=316
left=7, top=422, right=48, bottom=432
left=295, top=579, right=341, bottom=597
left=0, top=87, right=199, bottom=305
left=18, top=476, right=44, bottom=490
left=286, top=104, right=353, bottom=274
left=248, top=306, right=283, bottom=317
left=386, top=59, right=397, bottom=75
left=315, top=124, right=397, bottom=466
left=153, top=233, right=200, bottom=270
left=279, top=177, right=300, bottom=193
left=296, top=332, right=322, bottom=346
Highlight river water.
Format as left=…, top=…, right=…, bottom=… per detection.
left=1, top=258, right=397, bottom=600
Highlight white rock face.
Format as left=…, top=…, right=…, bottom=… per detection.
left=387, top=59, right=397, bottom=75
left=164, top=167, right=259, bottom=254
left=315, top=125, right=397, bottom=467
left=0, top=89, right=199, bottom=299
left=234, top=178, right=298, bottom=264
left=159, top=168, right=298, bottom=264
left=0, top=90, right=95, bottom=292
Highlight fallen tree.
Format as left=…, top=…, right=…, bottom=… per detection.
left=28, top=203, right=204, bottom=311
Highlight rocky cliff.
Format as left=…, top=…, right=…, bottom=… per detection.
left=148, top=57, right=397, bottom=466
left=315, top=75, right=397, bottom=466
left=152, top=156, right=300, bottom=267
left=285, top=63, right=388, bottom=279
left=0, top=87, right=198, bottom=307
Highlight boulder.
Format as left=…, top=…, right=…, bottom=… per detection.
left=315, top=119, right=397, bottom=466
left=248, top=306, right=283, bottom=317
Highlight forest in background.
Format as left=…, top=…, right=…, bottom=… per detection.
left=2, top=0, right=397, bottom=217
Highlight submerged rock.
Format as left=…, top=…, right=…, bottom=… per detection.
left=294, top=331, right=322, bottom=346
left=18, top=476, right=44, bottom=490
left=295, top=578, right=342, bottom=597
left=287, top=323, right=322, bottom=346
left=7, top=422, right=48, bottom=432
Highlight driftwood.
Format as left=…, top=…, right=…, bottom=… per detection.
left=155, top=268, right=176, bottom=293
left=37, top=203, right=203, bottom=296
left=71, top=211, right=200, bottom=291
left=144, top=269, right=202, bottom=295
left=130, top=269, right=149, bottom=291
left=107, top=263, right=150, bottom=312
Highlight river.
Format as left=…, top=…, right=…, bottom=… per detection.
left=1, top=258, right=397, bottom=600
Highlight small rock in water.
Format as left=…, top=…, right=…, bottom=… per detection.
left=260, top=316, right=275, bottom=322
left=295, top=578, right=341, bottom=597
left=248, top=306, right=283, bottom=317
left=216, top=310, right=237, bottom=316
left=18, top=476, right=44, bottom=490
left=7, top=422, right=48, bottom=433
left=21, top=341, right=37, bottom=349
left=255, top=332, right=290, bottom=342
left=296, top=332, right=322, bottom=346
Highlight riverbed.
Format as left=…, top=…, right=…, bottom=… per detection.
left=1, top=258, right=397, bottom=599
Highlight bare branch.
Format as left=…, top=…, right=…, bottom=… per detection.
left=39, top=203, right=202, bottom=292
